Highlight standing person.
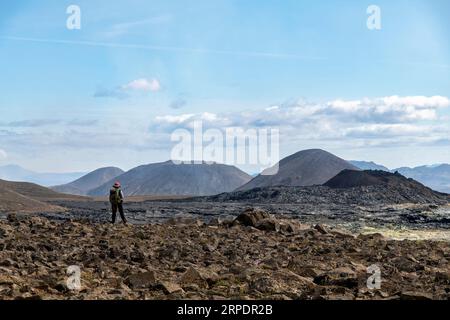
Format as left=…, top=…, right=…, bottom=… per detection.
left=110, top=181, right=127, bottom=224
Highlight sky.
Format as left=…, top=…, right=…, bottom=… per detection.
left=0, top=0, right=449, bottom=173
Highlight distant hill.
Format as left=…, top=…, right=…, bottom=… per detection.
left=349, top=160, right=390, bottom=172
left=324, top=169, right=449, bottom=201
left=237, top=149, right=358, bottom=191
left=0, top=179, right=85, bottom=213
left=52, top=167, right=124, bottom=195
left=0, top=165, right=86, bottom=187
left=394, top=164, right=450, bottom=194
left=88, top=161, right=252, bottom=197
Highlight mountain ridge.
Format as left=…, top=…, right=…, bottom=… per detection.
left=51, top=167, right=124, bottom=196
left=88, top=161, right=252, bottom=196
left=237, top=149, right=359, bottom=191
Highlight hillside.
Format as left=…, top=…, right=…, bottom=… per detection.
left=237, top=149, right=358, bottom=191
left=52, top=167, right=124, bottom=195
left=88, top=161, right=252, bottom=196
left=0, top=179, right=85, bottom=213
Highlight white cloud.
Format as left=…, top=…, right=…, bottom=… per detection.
left=122, top=78, right=161, bottom=92
left=266, top=105, right=280, bottom=111
left=326, top=95, right=449, bottom=122
left=95, top=78, right=162, bottom=99
left=200, top=112, right=220, bottom=122
left=327, top=99, right=362, bottom=112
left=155, top=114, right=195, bottom=124
left=382, top=96, right=450, bottom=109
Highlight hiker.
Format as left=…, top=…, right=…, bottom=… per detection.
left=110, top=181, right=127, bottom=224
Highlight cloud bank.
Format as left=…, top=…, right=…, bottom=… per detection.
left=94, top=78, right=161, bottom=99
left=151, top=96, right=450, bottom=148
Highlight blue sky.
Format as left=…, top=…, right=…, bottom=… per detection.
left=0, top=0, right=449, bottom=173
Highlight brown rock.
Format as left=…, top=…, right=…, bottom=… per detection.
left=314, top=224, right=329, bottom=235
left=160, top=281, right=184, bottom=294
left=125, top=271, right=157, bottom=289
left=180, top=267, right=208, bottom=288
left=255, top=219, right=279, bottom=232
left=234, top=209, right=271, bottom=227
left=278, top=222, right=295, bottom=234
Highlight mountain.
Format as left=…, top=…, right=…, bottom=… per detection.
left=0, top=179, right=85, bottom=213
left=52, top=167, right=124, bottom=195
left=349, top=160, right=390, bottom=172
left=324, top=169, right=449, bottom=202
left=394, top=164, right=450, bottom=194
left=0, top=165, right=86, bottom=187
left=236, top=149, right=359, bottom=191
left=88, top=161, right=252, bottom=197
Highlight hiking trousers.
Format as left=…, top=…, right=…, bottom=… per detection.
left=111, top=202, right=127, bottom=224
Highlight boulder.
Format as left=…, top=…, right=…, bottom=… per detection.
left=234, top=209, right=281, bottom=232
left=180, top=267, right=218, bottom=288
left=125, top=271, right=157, bottom=289
left=180, top=267, right=208, bottom=288
left=159, top=281, right=184, bottom=294
left=255, top=219, right=279, bottom=232
left=278, top=222, right=295, bottom=234
left=234, top=209, right=271, bottom=227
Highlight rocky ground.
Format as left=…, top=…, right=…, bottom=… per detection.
left=27, top=199, right=450, bottom=236
left=1, top=209, right=449, bottom=300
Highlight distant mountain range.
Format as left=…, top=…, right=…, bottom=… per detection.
left=349, top=161, right=450, bottom=194
left=52, top=167, right=124, bottom=196
left=0, top=165, right=86, bottom=187
left=348, top=161, right=390, bottom=172
left=88, top=161, right=252, bottom=197
left=3, top=150, right=450, bottom=197
left=394, top=165, right=450, bottom=194
left=237, top=149, right=358, bottom=191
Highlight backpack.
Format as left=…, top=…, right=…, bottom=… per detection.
left=109, top=188, right=122, bottom=204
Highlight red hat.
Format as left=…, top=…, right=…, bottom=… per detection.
left=113, top=181, right=121, bottom=188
